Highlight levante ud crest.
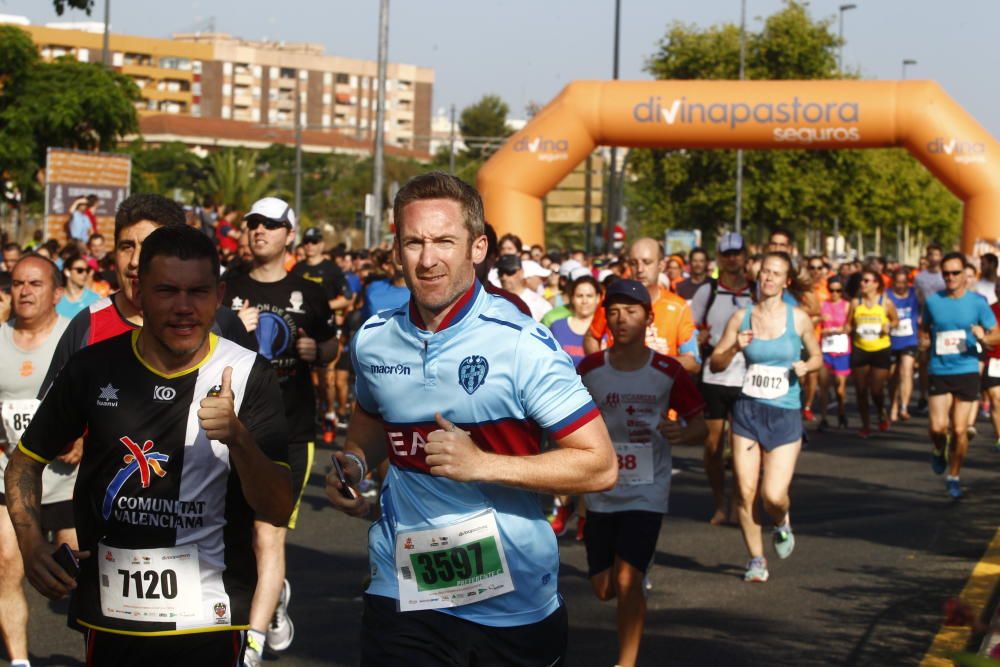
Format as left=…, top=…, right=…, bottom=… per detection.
left=458, top=355, right=489, bottom=395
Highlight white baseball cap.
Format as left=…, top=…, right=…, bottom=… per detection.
left=245, top=197, right=297, bottom=231
left=522, top=259, right=551, bottom=279
left=558, top=259, right=583, bottom=278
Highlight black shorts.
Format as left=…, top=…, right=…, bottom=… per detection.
left=850, top=347, right=892, bottom=370
left=0, top=494, right=73, bottom=533
left=928, top=373, right=980, bottom=402
left=891, top=346, right=918, bottom=363
left=982, top=364, right=1000, bottom=391
left=701, top=383, right=742, bottom=421
left=360, top=593, right=567, bottom=667
left=84, top=628, right=245, bottom=667
left=583, top=510, right=663, bottom=577
left=335, top=344, right=353, bottom=372
left=284, top=441, right=314, bottom=530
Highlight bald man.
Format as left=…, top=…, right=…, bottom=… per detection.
left=584, top=238, right=700, bottom=373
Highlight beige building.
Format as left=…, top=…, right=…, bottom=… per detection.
left=5, top=19, right=434, bottom=156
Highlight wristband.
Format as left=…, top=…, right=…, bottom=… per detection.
left=344, top=452, right=367, bottom=480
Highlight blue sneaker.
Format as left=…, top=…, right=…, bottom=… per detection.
left=994, top=439, right=1000, bottom=453
left=772, top=525, right=795, bottom=559
left=931, top=449, right=947, bottom=475
left=946, top=478, right=963, bottom=499
left=744, top=556, right=769, bottom=583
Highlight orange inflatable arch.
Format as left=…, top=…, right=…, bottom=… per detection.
left=477, top=81, right=1000, bottom=254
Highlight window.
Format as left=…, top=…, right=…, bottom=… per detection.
left=336, top=73, right=349, bottom=84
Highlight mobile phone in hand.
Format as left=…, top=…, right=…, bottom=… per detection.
left=331, top=456, right=355, bottom=500
left=52, top=543, right=79, bottom=579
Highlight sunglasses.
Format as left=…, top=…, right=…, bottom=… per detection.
left=808, top=264, right=825, bottom=270
left=303, top=238, right=322, bottom=245
left=498, top=268, right=519, bottom=277
left=246, top=218, right=290, bottom=231
left=829, top=287, right=843, bottom=292
left=861, top=278, right=877, bottom=283
left=942, top=270, right=963, bottom=277
left=70, top=266, right=89, bottom=274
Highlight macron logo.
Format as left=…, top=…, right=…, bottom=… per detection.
left=370, top=363, right=411, bottom=376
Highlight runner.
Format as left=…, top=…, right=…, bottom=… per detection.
left=983, top=279, right=1000, bottom=452
left=41, top=194, right=255, bottom=392
left=5, top=225, right=292, bottom=666
left=914, top=243, right=946, bottom=414
left=709, top=252, right=821, bottom=582
left=801, top=257, right=830, bottom=422
left=325, top=172, right=616, bottom=667
left=920, top=252, right=1000, bottom=499
left=578, top=279, right=707, bottom=667
left=887, top=268, right=920, bottom=421
left=699, top=233, right=754, bottom=525
left=818, top=275, right=851, bottom=431
left=0, top=256, right=76, bottom=667
left=55, top=253, right=100, bottom=318
left=222, top=197, right=338, bottom=666
left=848, top=268, right=898, bottom=437
left=674, top=247, right=712, bottom=324
left=549, top=275, right=601, bottom=367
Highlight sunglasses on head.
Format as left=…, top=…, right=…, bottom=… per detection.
left=246, top=217, right=290, bottom=231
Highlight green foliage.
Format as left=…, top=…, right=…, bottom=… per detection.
left=628, top=0, right=960, bottom=253
left=0, top=26, right=138, bottom=208
left=199, top=149, right=280, bottom=212
left=459, top=94, right=512, bottom=161
left=122, top=140, right=205, bottom=199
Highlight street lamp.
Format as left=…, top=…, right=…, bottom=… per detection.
left=901, top=58, right=917, bottom=80
left=838, top=3, right=857, bottom=73
left=735, top=0, right=747, bottom=234
left=603, top=0, right=622, bottom=254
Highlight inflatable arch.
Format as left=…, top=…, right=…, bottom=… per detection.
left=477, top=81, right=1000, bottom=253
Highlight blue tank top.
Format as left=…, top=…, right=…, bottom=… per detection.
left=886, top=288, right=919, bottom=349
left=740, top=302, right=802, bottom=410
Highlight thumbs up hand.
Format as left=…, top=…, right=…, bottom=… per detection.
left=198, top=367, right=239, bottom=444
left=295, top=327, right=317, bottom=362
left=425, top=413, right=486, bottom=482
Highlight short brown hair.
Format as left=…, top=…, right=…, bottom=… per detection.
left=393, top=172, right=485, bottom=244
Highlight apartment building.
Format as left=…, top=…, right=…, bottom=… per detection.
left=4, top=19, right=434, bottom=155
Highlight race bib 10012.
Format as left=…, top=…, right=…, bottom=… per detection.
left=742, top=364, right=790, bottom=400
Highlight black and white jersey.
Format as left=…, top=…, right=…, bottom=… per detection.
left=18, top=331, right=288, bottom=636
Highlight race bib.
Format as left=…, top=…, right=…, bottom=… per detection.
left=890, top=319, right=914, bottom=338
left=935, top=329, right=967, bottom=356
left=821, top=333, right=849, bottom=354
left=742, top=364, right=790, bottom=400
left=2, top=399, right=40, bottom=446
left=989, top=358, right=1000, bottom=379
left=395, top=510, right=514, bottom=612
left=857, top=323, right=882, bottom=341
left=613, top=442, right=654, bottom=486
left=98, top=543, right=203, bottom=623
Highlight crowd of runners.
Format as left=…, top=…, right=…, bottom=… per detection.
left=0, top=172, right=997, bottom=666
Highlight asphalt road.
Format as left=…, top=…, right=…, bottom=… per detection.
left=13, top=408, right=1000, bottom=666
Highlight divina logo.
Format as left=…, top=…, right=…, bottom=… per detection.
left=512, top=135, right=570, bottom=162
left=927, top=137, right=986, bottom=164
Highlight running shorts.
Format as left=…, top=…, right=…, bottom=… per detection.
left=822, top=353, right=850, bottom=376
left=928, top=373, right=980, bottom=403
left=360, top=593, right=567, bottom=667
left=890, top=346, right=918, bottom=363
left=335, top=344, right=353, bottom=372
left=0, top=494, right=73, bottom=533
left=84, top=628, right=245, bottom=667
left=583, top=510, right=663, bottom=577
left=982, top=364, right=1000, bottom=391
left=850, top=347, right=892, bottom=370
left=285, top=441, right=314, bottom=530
left=701, top=383, right=742, bottom=421
left=732, top=398, right=803, bottom=451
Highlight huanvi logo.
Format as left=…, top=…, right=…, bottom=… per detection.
left=512, top=135, right=570, bottom=162
left=632, top=95, right=862, bottom=144
left=927, top=137, right=986, bottom=164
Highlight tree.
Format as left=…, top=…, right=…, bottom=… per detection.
left=199, top=149, right=280, bottom=212
left=628, top=0, right=959, bottom=252
left=123, top=140, right=205, bottom=200
left=459, top=94, right=512, bottom=161
left=0, top=26, right=139, bottom=210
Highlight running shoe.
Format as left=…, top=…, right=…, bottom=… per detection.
left=838, top=415, right=848, bottom=429
left=817, top=418, right=829, bottom=432
left=267, top=579, right=294, bottom=651
left=967, top=425, right=978, bottom=440
left=946, top=478, right=963, bottom=500
left=858, top=428, right=871, bottom=439
left=744, top=557, right=769, bottom=583
left=879, top=418, right=890, bottom=432
left=244, top=634, right=263, bottom=667
left=549, top=505, right=571, bottom=537
left=772, top=525, right=795, bottom=559
left=931, top=449, right=947, bottom=475
left=899, top=411, right=911, bottom=422
left=994, top=439, right=1000, bottom=453
left=575, top=516, right=586, bottom=542
left=802, top=407, right=815, bottom=422
left=915, top=398, right=928, bottom=414
left=337, top=413, right=350, bottom=431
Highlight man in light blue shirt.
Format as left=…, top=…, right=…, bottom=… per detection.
left=920, top=251, right=1000, bottom=499
left=326, top=172, right=616, bottom=667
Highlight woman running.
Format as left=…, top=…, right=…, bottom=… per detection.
left=887, top=268, right=920, bottom=421
left=710, top=252, right=821, bottom=583
left=818, top=276, right=851, bottom=430
left=550, top=275, right=601, bottom=367
left=848, top=268, right=899, bottom=437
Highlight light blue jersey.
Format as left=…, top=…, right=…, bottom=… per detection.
left=924, top=290, right=997, bottom=376
left=353, top=280, right=599, bottom=627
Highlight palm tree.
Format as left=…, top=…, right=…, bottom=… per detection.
left=199, top=148, right=284, bottom=211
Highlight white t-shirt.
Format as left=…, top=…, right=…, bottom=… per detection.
left=0, top=317, right=77, bottom=503
left=518, top=287, right=553, bottom=322
left=975, top=279, right=998, bottom=305
left=579, top=350, right=704, bottom=514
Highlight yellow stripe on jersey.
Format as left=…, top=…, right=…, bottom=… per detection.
left=130, top=331, right=219, bottom=379
left=78, top=619, right=250, bottom=637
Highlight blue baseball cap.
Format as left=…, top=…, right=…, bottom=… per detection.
left=603, top=279, right=651, bottom=308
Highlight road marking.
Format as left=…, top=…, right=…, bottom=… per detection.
left=920, top=527, right=1000, bottom=666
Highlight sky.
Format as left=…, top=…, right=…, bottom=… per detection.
left=2, top=0, right=999, bottom=137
